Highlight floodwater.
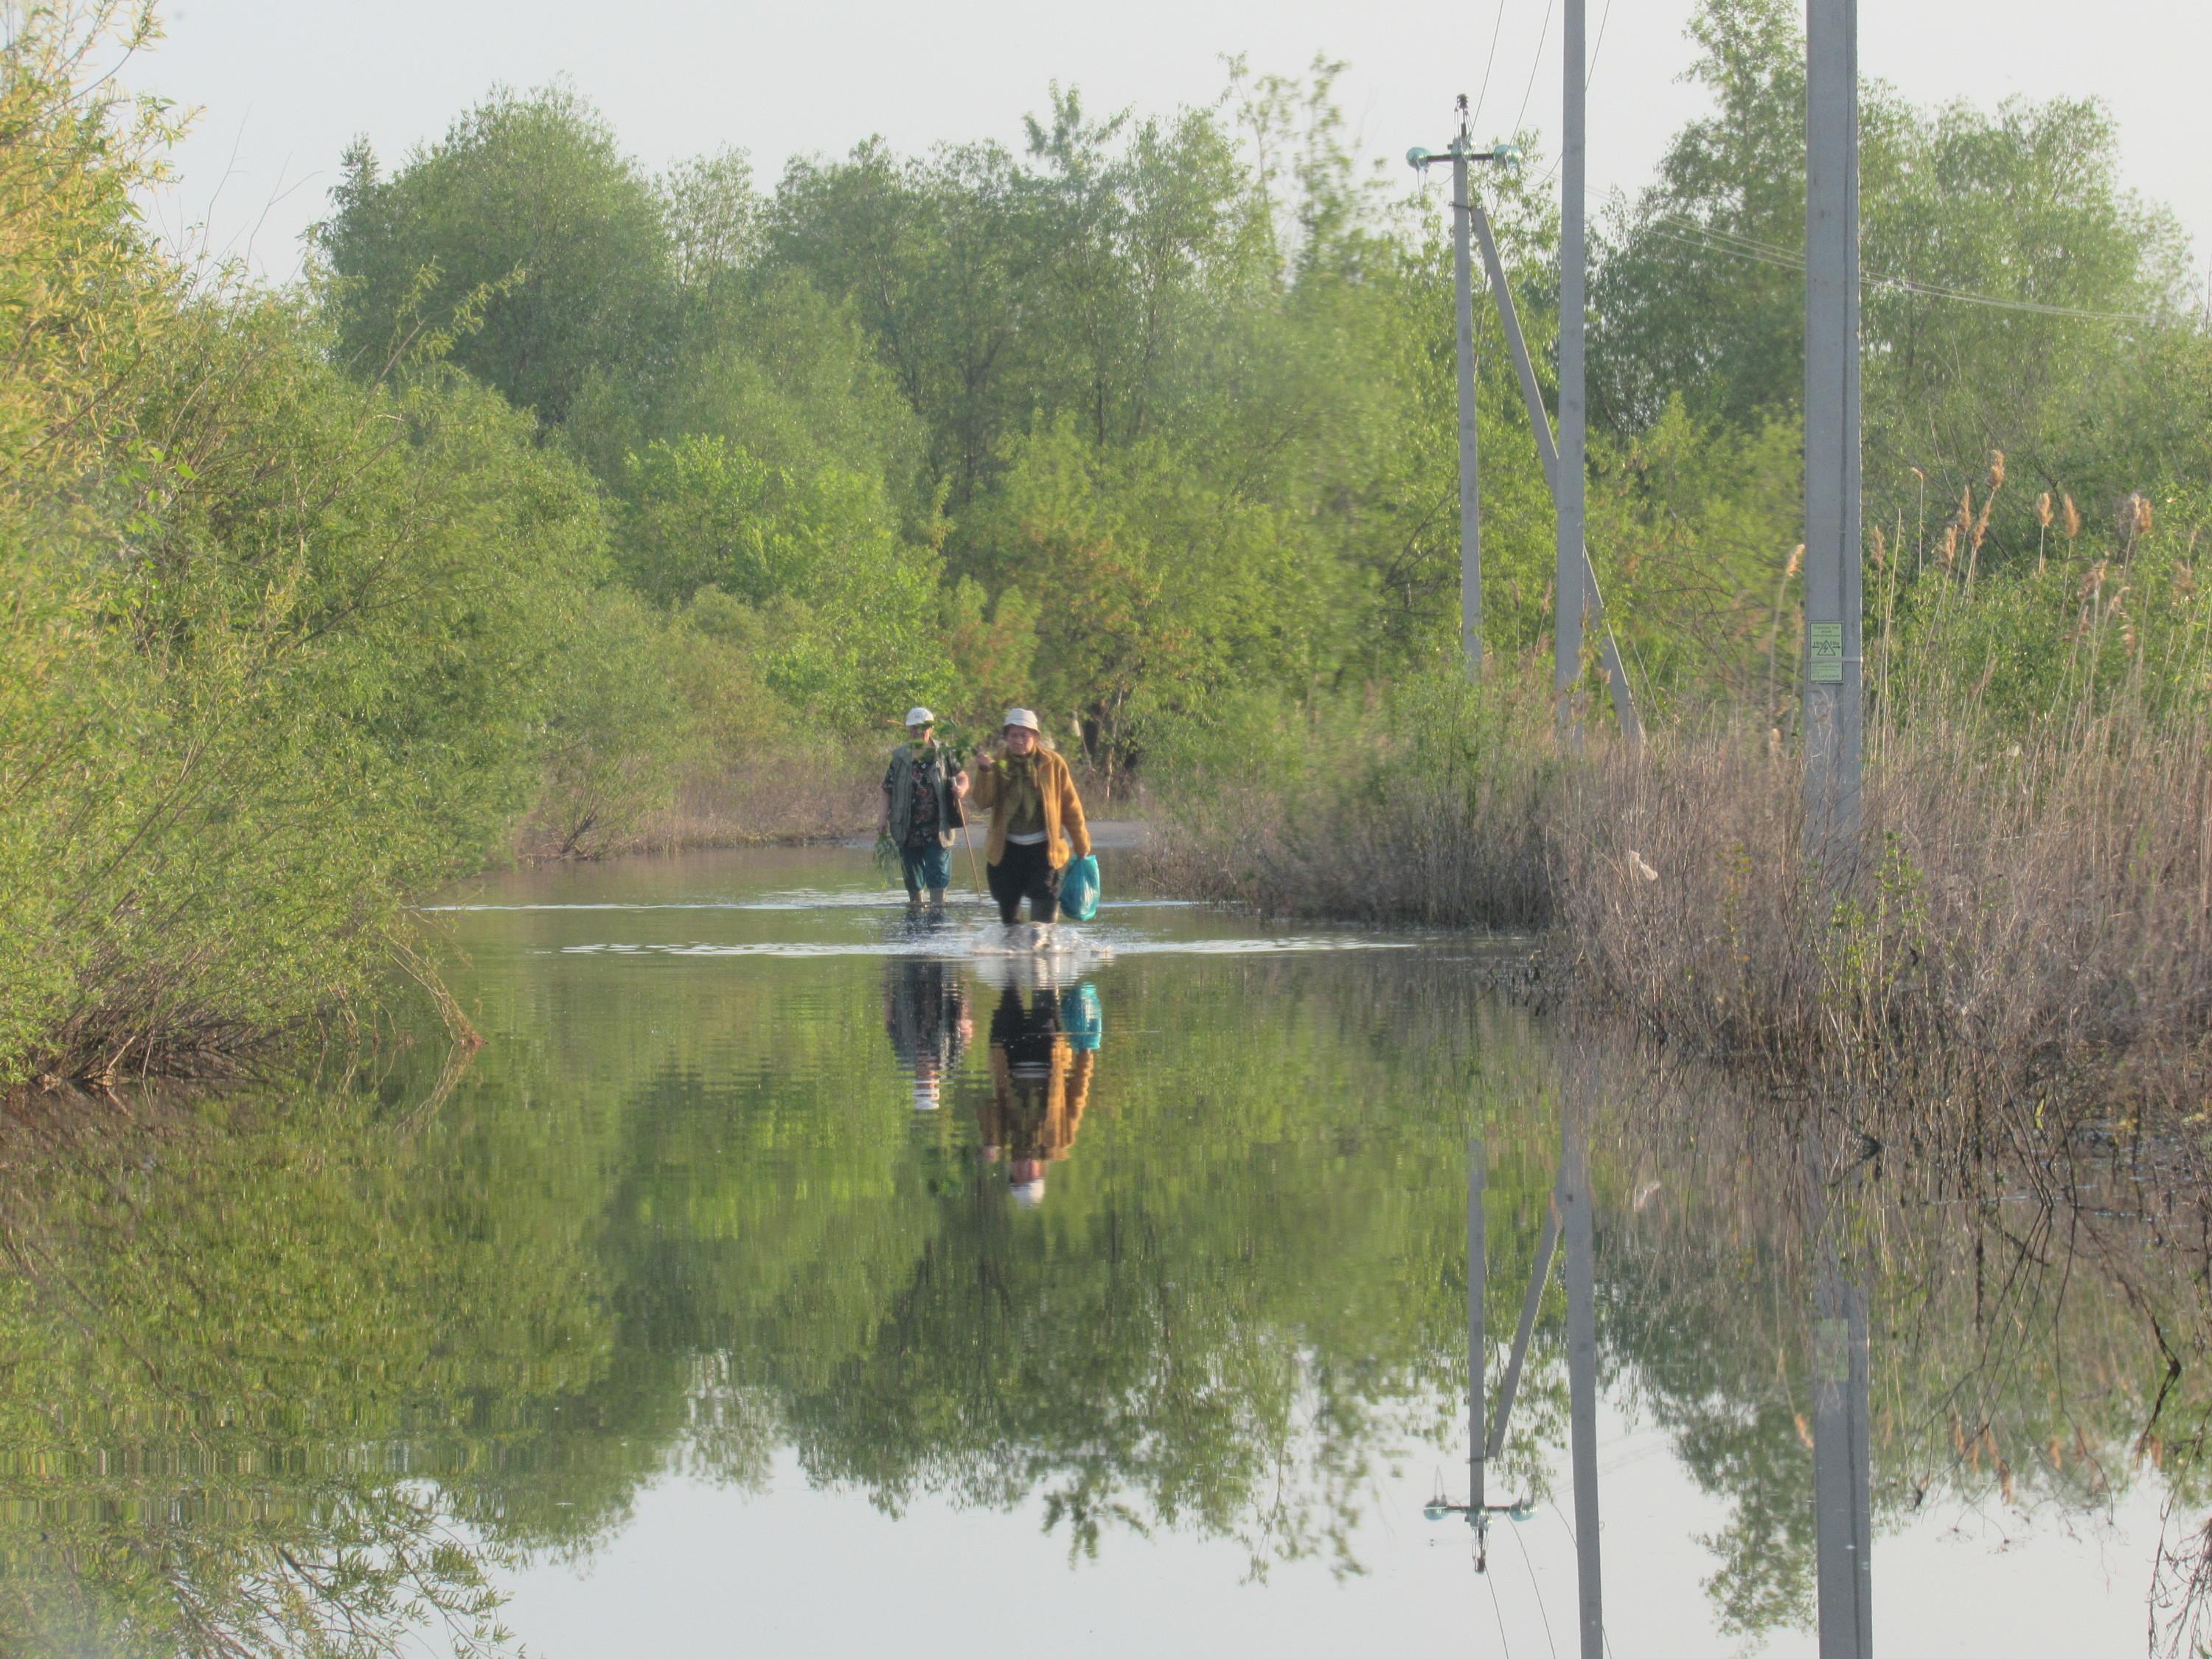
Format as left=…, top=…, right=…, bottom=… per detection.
left=5, top=844, right=2208, bottom=1658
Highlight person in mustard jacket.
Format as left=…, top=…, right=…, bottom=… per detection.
left=965, top=706, right=1091, bottom=927
left=979, top=981, right=1096, bottom=1207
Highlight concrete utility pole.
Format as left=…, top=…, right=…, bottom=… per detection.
left=1451, top=99, right=1484, bottom=680
left=1804, top=0, right=1864, bottom=861
left=1408, top=103, right=1511, bottom=682
left=1556, top=0, right=1588, bottom=742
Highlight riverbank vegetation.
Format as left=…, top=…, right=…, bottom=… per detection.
left=2, top=0, right=2207, bottom=1086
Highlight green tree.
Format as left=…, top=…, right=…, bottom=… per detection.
left=316, top=84, right=675, bottom=428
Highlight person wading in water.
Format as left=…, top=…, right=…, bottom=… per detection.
left=967, top=707, right=1090, bottom=928
left=879, top=707, right=969, bottom=911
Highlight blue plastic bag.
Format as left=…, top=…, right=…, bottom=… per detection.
left=1060, top=853, right=1101, bottom=921
left=1060, top=982, right=1104, bottom=1052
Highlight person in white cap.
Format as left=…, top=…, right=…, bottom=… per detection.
left=878, top=706, right=969, bottom=909
left=967, top=707, right=1091, bottom=927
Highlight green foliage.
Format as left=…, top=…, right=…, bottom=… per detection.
left=619, top=434, right=947, bottom=728
left=1586, top=398, right=1806, bottom=714
left=11, top=0, right=2212, bottom=1074
left=564, top=268, right=932, bottom=527
left=937, top=576, right=1040, bottom=725
left=316, top=83, right=675, bottom=425
left=964, top=418, right=1310, bottom=760
left=0, top=14, right=661, bottom=1080
left=1593, top=0, right=2211, bottom=597
left=531, top=587, right=694, bottom=858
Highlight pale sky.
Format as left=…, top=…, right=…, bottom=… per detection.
left=142, top=0, right=2208, bottom=287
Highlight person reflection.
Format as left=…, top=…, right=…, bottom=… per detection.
left=980, top=979, right=1101, bottom=1206
left=883, top=958, right=973, bottom=1112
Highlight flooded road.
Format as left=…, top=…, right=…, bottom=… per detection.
left=3, top=845, right=2205, bottom=1657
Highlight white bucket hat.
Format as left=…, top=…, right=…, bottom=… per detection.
left=905, top=706, right=936, bottom=726
left=1002, top=707, right=1040, bottom=731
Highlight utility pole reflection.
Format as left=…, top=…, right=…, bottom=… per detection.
left=1561, top=1078, right=1604, bottom=1659
left=1435, top=1099, right=1603, bottom=1659
left=1806, top=1121, right=1874, bottom=1658
left=1431, top=1138, right=1536, bottom=1565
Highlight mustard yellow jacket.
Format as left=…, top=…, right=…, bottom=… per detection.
left=969, top=746, right=1091, bottom=869
left=984, top=1042, right=1096, bottom=1161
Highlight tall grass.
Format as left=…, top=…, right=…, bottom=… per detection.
left=1138, top=671, right=1559, bottom=928
left=1140, top=478, right=2212, bottom=1116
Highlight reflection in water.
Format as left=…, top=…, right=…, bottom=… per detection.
left=879, top=955, right=1107, bottom=1204
left=16, top=849, right=2212, bottom=1655
left=981, top=978, right=1099, bottom=1206
left=1562, top=1084, right=1607, bottom=1659
left=883, top=958, right=973, bottom=1111
left=1805, top=1123, right=1874, bottom=1659
left=1455, top=1102, right=1610, bottom=1655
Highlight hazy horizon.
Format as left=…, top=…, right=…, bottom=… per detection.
left=144, top=0, right=2210, bottom=286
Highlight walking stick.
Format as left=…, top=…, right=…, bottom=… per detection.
left=962, top=828, right=986, bottom=900
left=956, top=754, right=987, bottom=901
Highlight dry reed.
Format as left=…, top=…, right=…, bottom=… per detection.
left=1142, top=668, right=2212, bottom=1120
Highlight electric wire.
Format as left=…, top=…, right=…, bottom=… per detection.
left=1534, top=0, right=1618, bottom=189
left=1479, top=1546, right=1517, bottom=1658
left=1507, top=1514, right=1563, bottom=1659
left=1547, top=1500, right=1619, bottom=1659
left=1470, top=0, right=1509, bottom=134
left=1587, top=0, right=1615, bottom=92
left=1648, top=219, right=2166, bottom=324
left=1512, top=0, right=1557, bottom=140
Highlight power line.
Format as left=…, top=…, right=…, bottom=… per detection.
left=1648, top=220, right=2166, bottom=324
left=1471, top=0, right=1509, bottom=133
left=1508, top=1514, right=1564, bottom=1659
left=1587, top=0, right=1615, bottom=92
left=1481, top=1551, right=1517, bottom=1658
left=1512, top=0, right=1556, bottom=139
left=1534, top=0, right=1615, bottom=189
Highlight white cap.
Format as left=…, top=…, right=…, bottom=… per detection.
left=1002, top=707, right=1040, bottom=731
left=905, top=706, right=935, bottom=726
left=1009, top=1176, right=1046, bottom=1207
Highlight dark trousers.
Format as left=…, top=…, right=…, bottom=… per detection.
left=987, top=839, right=1060, bottom=924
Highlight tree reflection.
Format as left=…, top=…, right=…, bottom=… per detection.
left=10, top=947, right=2212, bottom=1650
left=0, top=1094, right=534, bottom=1658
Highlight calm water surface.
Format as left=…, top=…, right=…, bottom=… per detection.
left=4, top=845, right=2203, bottom=1657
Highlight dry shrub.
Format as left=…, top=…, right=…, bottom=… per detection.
left=633, top=752, right=883, bottom=849
left=1145, top=667, right=2212, bottom=1115
left=510, top=747, right=882, bottom=858
left=1135, top=670, right=1557, bottom=929
left=1562, top=674, right=2212, bottom=1115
